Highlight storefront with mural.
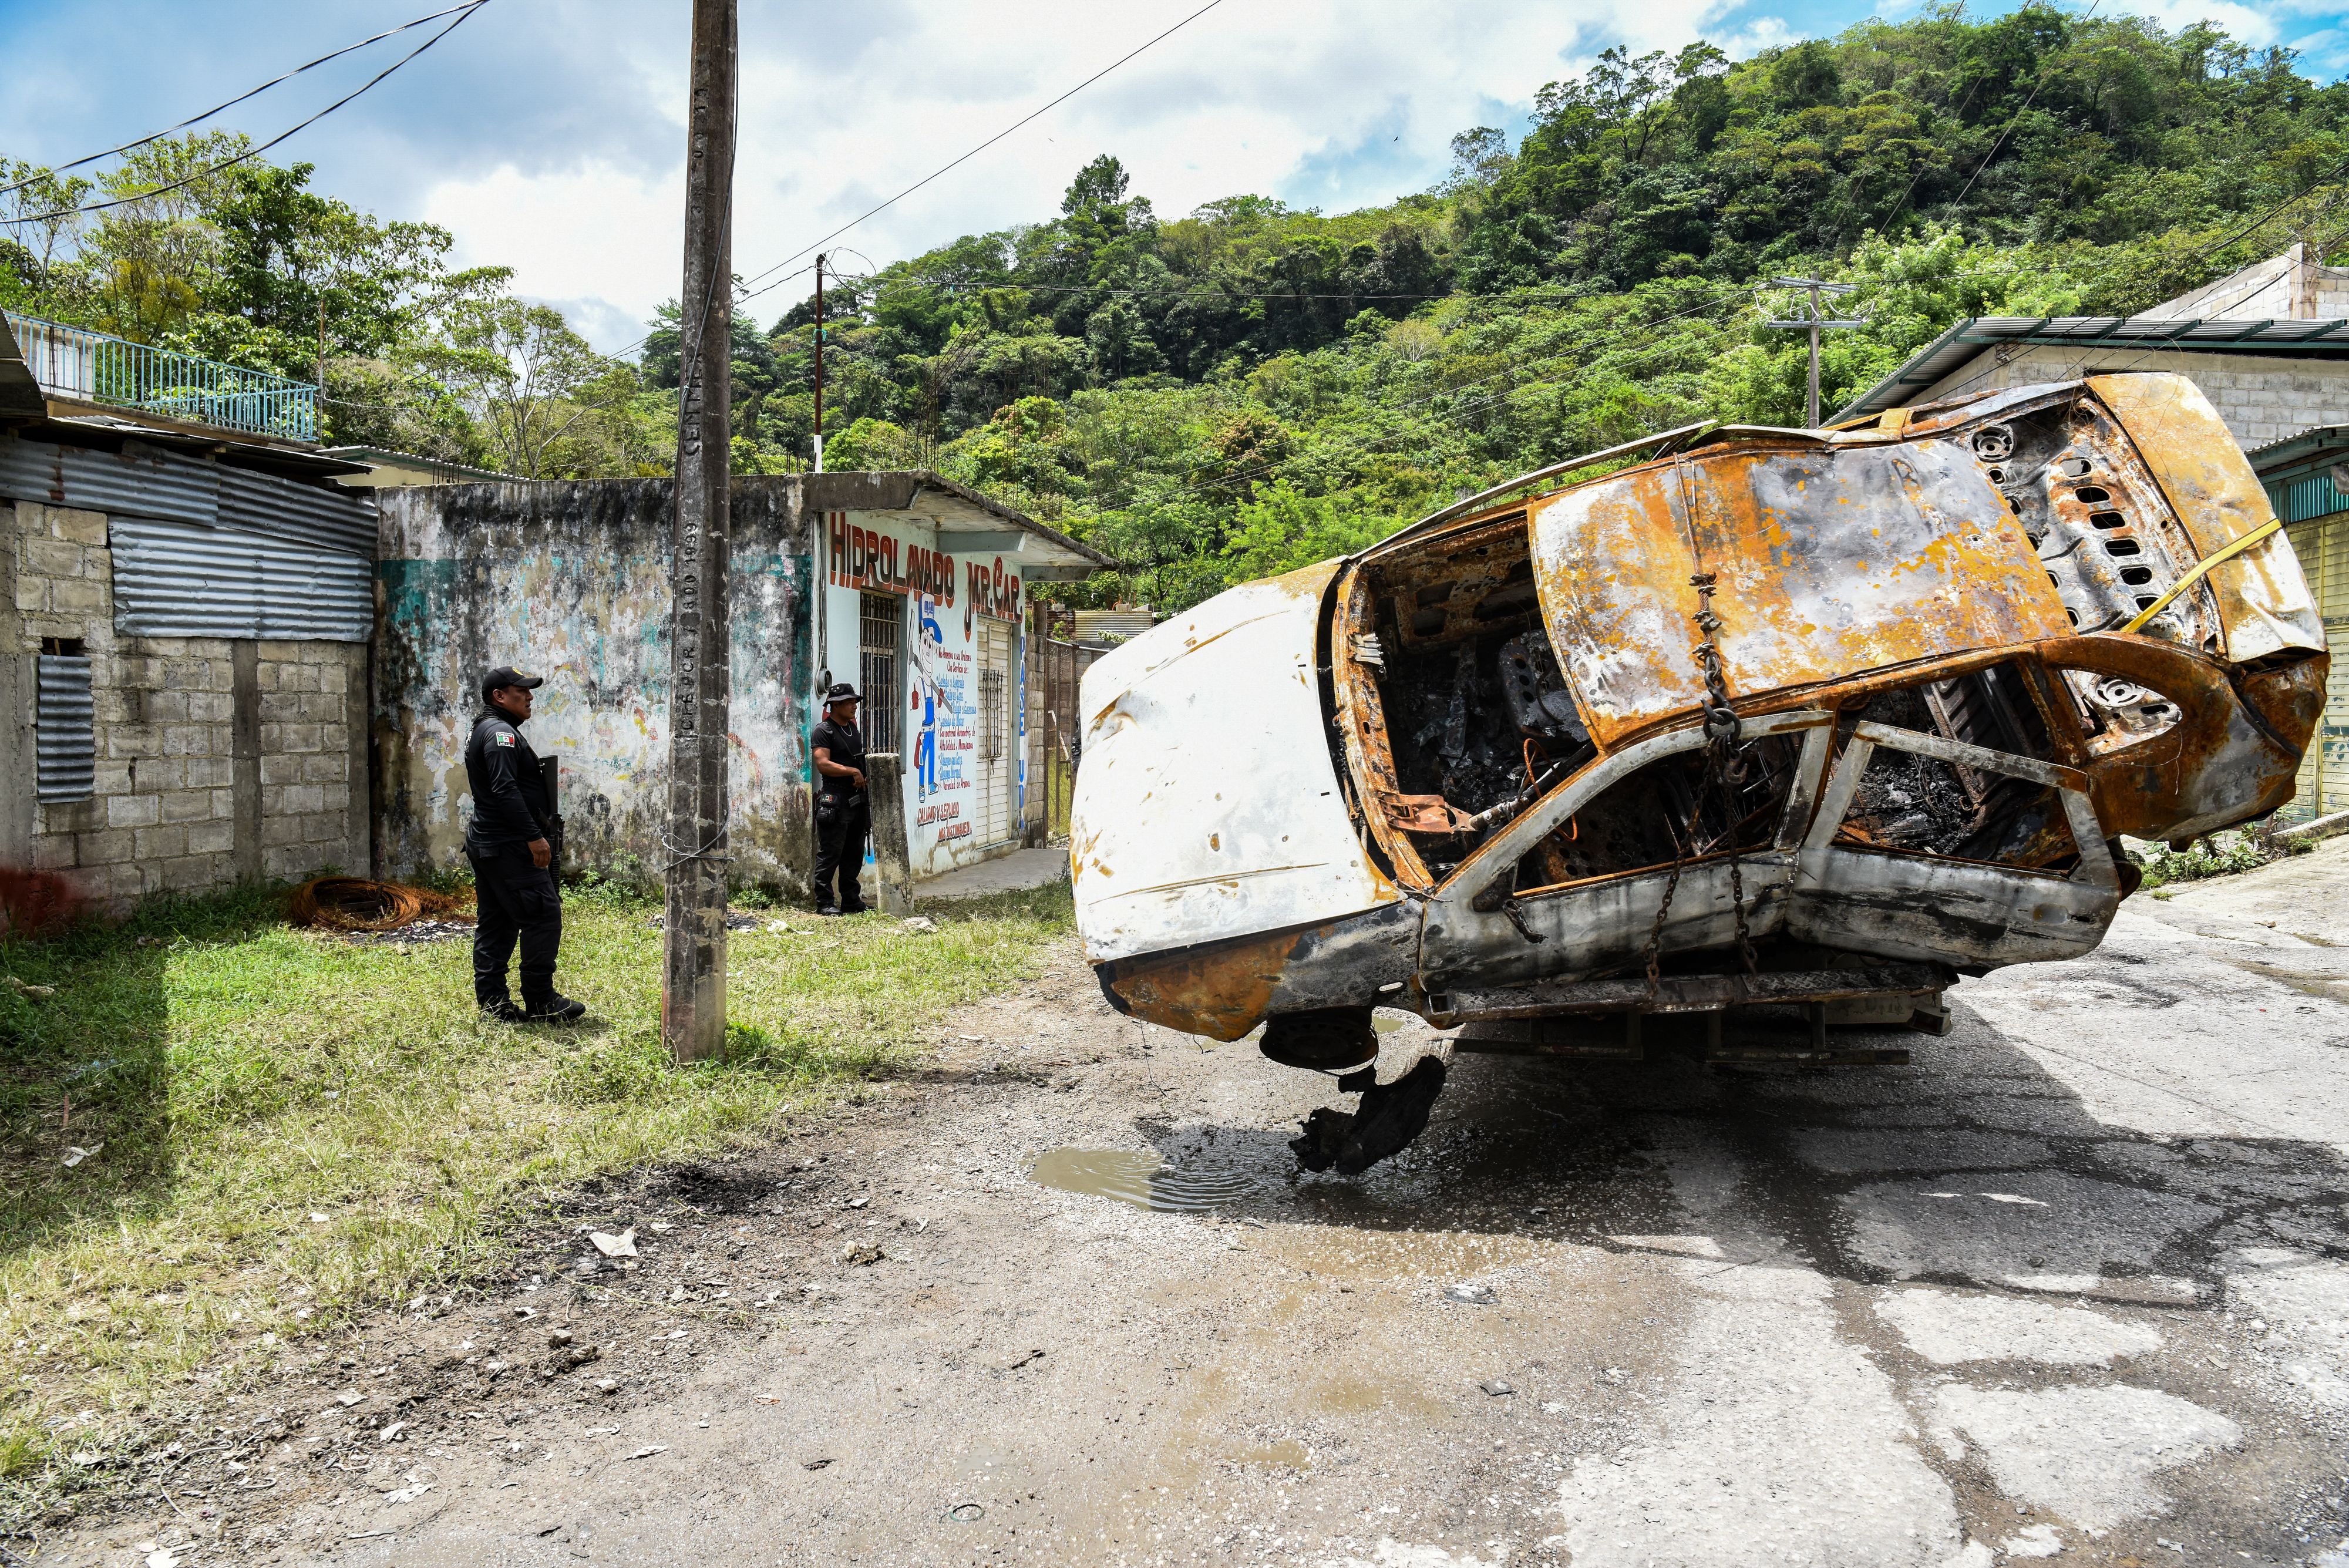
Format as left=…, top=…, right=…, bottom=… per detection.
left=812, top=488, right=1101, bottom=877
left=827, top=509, right=1029, bottom=877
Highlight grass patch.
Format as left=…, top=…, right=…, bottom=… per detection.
left=0, top=876, right=1072, bottom=1515
left=2135, top=822, right=2311, bottom=891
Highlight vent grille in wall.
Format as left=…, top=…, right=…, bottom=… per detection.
left=36, top=652, right=95, bottom=802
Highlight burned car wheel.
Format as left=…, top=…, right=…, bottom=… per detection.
left=1259, top=1007, right=1378, bottom=1071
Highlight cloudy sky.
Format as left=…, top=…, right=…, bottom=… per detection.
left=1, top=0, right=2343, bottom=352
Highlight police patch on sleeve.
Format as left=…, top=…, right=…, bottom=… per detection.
left=494, top=732, right=516, bottom=748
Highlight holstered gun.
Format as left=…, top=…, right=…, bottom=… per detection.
left=539, top=755, right=565, bottom=871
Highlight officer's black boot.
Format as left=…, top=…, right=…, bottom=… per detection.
left=523, top=991, right=588, bottom=1024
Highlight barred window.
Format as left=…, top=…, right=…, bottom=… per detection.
left=859, top=593, right=901, bottom=751
left=980, top=668, right=1005, bottom=762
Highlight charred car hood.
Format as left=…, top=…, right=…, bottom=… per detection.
left=1069, top=562, right=1400, bottom=964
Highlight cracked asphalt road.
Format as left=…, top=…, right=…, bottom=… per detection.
left=63, top=848, right=2349, bottom=1567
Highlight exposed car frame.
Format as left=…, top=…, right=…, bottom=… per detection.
left=1070, top=372, right=2326, bottom=1165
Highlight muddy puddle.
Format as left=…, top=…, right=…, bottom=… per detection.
left=1028, top=1148, right=1261, bottom=1213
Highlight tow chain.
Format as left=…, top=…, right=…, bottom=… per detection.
left=1641, top=830, right=1684, bottom=1002
left=1639, top=572, right=1759, bottom=1007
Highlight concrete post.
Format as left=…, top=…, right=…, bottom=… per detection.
left=865, top=751, right=913, bottom=914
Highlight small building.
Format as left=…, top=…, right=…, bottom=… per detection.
left=371, top=472, right=1110, bottom=895
left=1836, top=244, right=2349, bottom=450
left=0, top=312, right=380, bottom=910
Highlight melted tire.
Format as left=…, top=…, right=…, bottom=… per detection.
left=1335, top=1056, right=1448, bottom=1175
left=1260, top=1007, right=1378, bottom=1071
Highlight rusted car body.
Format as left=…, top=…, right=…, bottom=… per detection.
left=1071, top=373, right=2324, bottom=1154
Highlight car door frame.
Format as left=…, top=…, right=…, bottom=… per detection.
left=1789, top=718, right=2119, bottom=966
left=1419, top=709, right=1838, bottom=1002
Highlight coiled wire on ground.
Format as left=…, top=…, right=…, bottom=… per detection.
left=288, top=876, right=472, bottom=932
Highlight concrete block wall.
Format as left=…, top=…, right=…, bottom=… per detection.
left=1, top=499, right=369, bottom=910
left=1917, top=348, right=2349, bottom=450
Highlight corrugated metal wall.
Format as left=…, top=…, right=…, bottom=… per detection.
left=2273, top=470, right=2349, bottom=525
left=35, top=653, right=95, bottom=801
left=2282, top=513, right=2349, bottom=821
left=217, top=465, right=375, bottom=555
left=0, top=432, right=378, bottom=641
left=109, top=518, right=373, bottom=641
left=0, top=434, right=380, bottom=550
left=0, top=436, right=218, bottom=527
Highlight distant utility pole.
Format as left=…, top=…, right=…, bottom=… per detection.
left=812, top=253, right=826, bottom=473
left=1761, top=277, right=1868, bottom=429
left=664, top=0, right=738, bottom=1065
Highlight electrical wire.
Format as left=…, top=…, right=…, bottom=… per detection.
left=1876, top=68, right=1988, bottom=234
left=1145, top=283, right=1752, bottom=504
left=1947, top=0, right=2106, bottom=212
left=0, top=1, right=490, bottom=201
left=1913, top=180, right=2349, bottom=412
left=4, top=1, right=490, bottom=226
left=734, top=0, right=1228, bottom=300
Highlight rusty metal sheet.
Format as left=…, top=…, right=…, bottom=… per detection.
left=1525, top=462, right=1702, bottom=744
left=1069, top=561, right=1400, bottom=965
left=1097, top=901, right=1422, bottom=1039
left=2034, top=634, right=2323, bottom=841
left=2087, top=372, right=2325, bottom=662
left=1530, top=440, right=2070, bottom=747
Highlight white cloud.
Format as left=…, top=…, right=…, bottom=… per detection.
left=422, top=159, right=683, bottom=348
left=419, top=0, right=1776, bottom=348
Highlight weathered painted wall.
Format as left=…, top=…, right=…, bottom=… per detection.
left=373, top=480, right=816, bottom=891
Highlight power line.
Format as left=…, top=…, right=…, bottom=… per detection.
left=4, top=1, right=490, bottom=226
left=734, top=0, right=1228, bottom=301
left=1947, top=0, right=2106, bottom=212
left=0, top=2, right=490, bottom=201
left=1151, top=283, right=1752, bottom=502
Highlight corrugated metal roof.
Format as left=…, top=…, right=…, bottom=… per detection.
left=1836, top=316, right=2349, bottom=422
left=35, top=654, right=94, bottom=802
left=0, top=433, right=375, bottom=554
left=109, top=518, right=373, bottom=642
left=0, top=438, right=218, bottom=526
left=1072, top=608, right=1157, bottom=643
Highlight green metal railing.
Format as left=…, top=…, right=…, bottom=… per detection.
left=4, top=311, right=317, bottom=442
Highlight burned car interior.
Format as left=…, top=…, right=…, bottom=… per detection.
left=1071, top=373, right=2328, bottom=1176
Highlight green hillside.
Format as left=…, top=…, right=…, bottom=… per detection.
left=5, top=4, right=2345, bottom=611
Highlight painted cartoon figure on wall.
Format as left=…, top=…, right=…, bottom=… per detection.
left=910, top=592, right=955, bottom=802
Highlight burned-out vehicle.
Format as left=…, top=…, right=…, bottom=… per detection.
left=1071, top=373, right=2326, bottom=1173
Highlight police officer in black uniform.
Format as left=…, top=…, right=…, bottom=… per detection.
left=465, top=666, right=587, bottom=1022
left=810, top=681, right=869, bottom=916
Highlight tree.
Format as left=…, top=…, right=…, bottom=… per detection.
left=414, top=290, right=632, bottom=479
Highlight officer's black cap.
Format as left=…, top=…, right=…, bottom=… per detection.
left=482, top=665, right=546, bottom=700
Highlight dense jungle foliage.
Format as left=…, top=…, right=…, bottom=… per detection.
left=4, top=5, right=2346, bottom=609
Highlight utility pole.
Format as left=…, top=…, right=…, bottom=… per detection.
left=1761, top=276, right=1868, bottom=429
left=664, top=0, right=737, bottom=1064
left=812, top=253, right=826, bottom=473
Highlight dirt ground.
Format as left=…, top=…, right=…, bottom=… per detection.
left=35, top=870, right=2349, bottom=1568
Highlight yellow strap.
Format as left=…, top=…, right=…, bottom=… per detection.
left=2119, top=514, right=2284, bottom=635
